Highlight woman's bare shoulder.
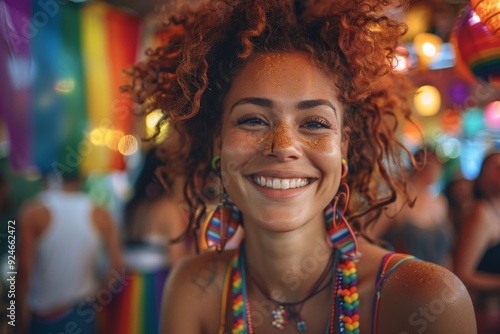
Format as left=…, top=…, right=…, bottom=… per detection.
left=377, top=259, right=476, bottom=334
left=160, top=249, right=235, bottom=333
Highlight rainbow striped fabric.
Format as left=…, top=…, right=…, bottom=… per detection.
left=99, top=268, right=169, bottom=334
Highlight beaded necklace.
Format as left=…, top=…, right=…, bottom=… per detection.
left=229, top=242, right=360, bottom=334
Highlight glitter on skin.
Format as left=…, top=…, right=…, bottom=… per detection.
left=301, top=138, right=320, bottom=148
left=256, top=53, right=287, bottom=83
left=255, top=125, right=332, bottom=152
left=263, top=121, right=293, bottom=152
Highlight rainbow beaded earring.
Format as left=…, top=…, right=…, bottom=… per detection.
left=324, top=158, right=358, bottom=257
left=204, top=155, right=241, bottom=252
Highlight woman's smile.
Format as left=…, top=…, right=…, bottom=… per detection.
left=251, top=175, right=311, bottom=190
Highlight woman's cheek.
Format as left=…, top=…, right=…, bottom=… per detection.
left=220, top=130, right=260, bottom=185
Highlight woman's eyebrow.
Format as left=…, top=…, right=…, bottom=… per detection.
left=230, top=98, right=337, bottom=117
left=230, top=97, right=273, bottom=113
left=297, top=99, right=337, bottom=117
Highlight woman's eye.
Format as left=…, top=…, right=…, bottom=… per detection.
left=302, top=118, right=331, bottom=129
left=236, top=116, right=267, bottom=126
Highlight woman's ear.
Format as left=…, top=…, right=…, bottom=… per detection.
left=341, top=126, right=351, bottom=157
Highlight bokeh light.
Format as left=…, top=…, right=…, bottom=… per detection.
left=448, top=81, right=470, bottom=106
left=413, top=33, right=443, bottom=68
left=118, top=134, right=138, bottom=156
left=393, top=46, right=411, bottom=73
left=437, top=136, right=462, bottom=160
left=54, top=79, right=75, bottom=93
left=414, top=85, right=441, bottom=116
left=440, top=109, right=462, bottom=136
left=105, top=130, right=124, bottom=151
left=145, top=109, right=164, bottom=137
left=463, top=107, right=486, bottom=138
left=484, top=101, right=500, bottom=129
left=89, top=127, right=106, bottom=146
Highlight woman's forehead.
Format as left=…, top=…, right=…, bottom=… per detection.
left=226, top=52, right=339, bottom=102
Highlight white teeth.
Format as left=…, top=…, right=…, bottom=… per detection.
left=253, top=176, right=309, bottom=189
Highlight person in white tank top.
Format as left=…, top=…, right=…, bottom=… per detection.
left=18, top=175, right=123, bottom=334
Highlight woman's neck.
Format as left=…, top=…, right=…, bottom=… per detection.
left=243, top=217, right=333, bottom=302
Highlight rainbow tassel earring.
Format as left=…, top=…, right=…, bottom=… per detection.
left=204, top=155, right=241, bottom=252
left=324, top=158, right=358, bottom=257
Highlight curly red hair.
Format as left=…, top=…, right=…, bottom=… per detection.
left=126, top=0, right=414, bottom=243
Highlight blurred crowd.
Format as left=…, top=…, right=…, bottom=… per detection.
left=1, top=146, right=499, bottom=334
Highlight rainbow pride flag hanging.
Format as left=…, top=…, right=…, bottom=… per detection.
left=1, top=0, right=140, bottom=176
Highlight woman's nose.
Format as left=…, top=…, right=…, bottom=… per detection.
left=263, top=121, right=302, bottom=161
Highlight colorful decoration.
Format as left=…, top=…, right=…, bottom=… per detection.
left=454, top=7, right=500, bottom=86
left=470, top=0, right=500, bottom=36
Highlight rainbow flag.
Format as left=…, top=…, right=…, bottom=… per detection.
left=1, top=0, right=141, bottom=175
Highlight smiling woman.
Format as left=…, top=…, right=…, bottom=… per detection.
left=126, top=0, right=477, bottom=333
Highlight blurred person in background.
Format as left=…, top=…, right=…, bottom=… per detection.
left=102, top=136, right=191, bottom=334
left=370, top=148, right=454, bottom=268
left=17, top=173, right=123, bottom=334
left=455, top=152, right=500, bottom=334
left=444, top=176, right=474, bottom=239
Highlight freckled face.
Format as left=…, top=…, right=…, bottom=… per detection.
left=219, top=52, right=348, bottom=231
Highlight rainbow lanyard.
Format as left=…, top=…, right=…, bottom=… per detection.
left=227, top=242, right=360, bottom=334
